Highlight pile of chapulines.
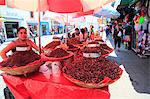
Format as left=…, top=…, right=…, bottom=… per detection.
left=0, top=50, right=40, bottom=67
left=44, top=41, right=60, bottom=49
left=63, top=57, right=121, bottom=84
left=47, top=48, right=69, bottom=58
left=82, top=47, right=110, bottom=56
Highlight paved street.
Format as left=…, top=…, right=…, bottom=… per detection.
left=0, top=34, right=150, bottom=99
left=108, top=37, right=150, bottom=94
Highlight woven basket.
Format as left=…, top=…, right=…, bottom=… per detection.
left=0, top=59, right=44, bottom=76
left=67, top=47, right=79, bottom=55
left=63, top=67, right=123, bottom=88
left=108, top=67, right=123, bottom=84
left=101, top=49, right=114, bottom=57
left=74, top=44, right=85, bottom=48
left=41, top=52, right=74, bottom=62
left=43, top=48, right=54, bottom=56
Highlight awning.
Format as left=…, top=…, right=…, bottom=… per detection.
left=117, top=0, right=139, bottom=9
left=0, top=0, right=5, bottom=5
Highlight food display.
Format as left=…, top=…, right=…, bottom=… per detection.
left=82, top=46, right=112, bottom=57
left=88, top=41, right=99, bottom=44
left=46, top=48, right=69, bottom=58
left=100, top=44, right=113, bottom=52
left=68, top=45, right=78, bottom=49
left=63, top=57, right=122, bottom=88
left=44, top=41, right=61, bottom=49
left=67, top=38, right=82, bottom=45
left=0, top=50, right=40, bottom=67
left=82, top=47, right=100, bottom=53
left=63, top=37, right=116, bottom=88
left=95, top=39, right=104, bottom=42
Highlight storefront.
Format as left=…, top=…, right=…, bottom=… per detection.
left=4, top=21, right=19, bottom=38
left=131, top=2, right=150, bottom=57
left=0, top=17, right=24, bottom=40
left=0, top=6, right=27, bottom=40
left=27, top=22, right=50, bottom=36
left=51, top=20, right=64, bottom=35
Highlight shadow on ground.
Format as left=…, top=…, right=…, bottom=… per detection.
left=108, top=38, right=150, bottom=94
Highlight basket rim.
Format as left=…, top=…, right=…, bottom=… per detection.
left=63, top=73, right=111, bottom=88
left=62, top=66, right=123, bottom=88
left=0, top=59, right=42, bottom=70
left=41, top=52, right=74, bottom=61
left=67, top=47, right=79, bottom=51
left=0, top=59, right=44, bottom=75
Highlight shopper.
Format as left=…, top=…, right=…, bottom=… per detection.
left=123, top=22, right=132, bottom=50
left=84, top=27, right=89, bottom=41
left=113, top=25, right=122, bottom=51
left=89, top=25, right=94, bottom=38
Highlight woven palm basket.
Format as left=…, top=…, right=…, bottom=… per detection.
left=0, top=59, right=44, bottom=76
left=63, top=67, right=123, bottom=88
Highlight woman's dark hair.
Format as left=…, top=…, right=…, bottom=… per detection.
left=84, top=27, right=88, bottom=32
left=68, top=33, right=71, bottom=38
left=75, top=28, right=79, bottom=31
left=17, top=27, right=27, bottom=34
left=72, top=33, right=75, bottom=38
left=90, top=25, right=94, bottom=28
left=81, top=28, right=85, bottom=34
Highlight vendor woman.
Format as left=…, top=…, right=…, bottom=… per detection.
left=0, top=27, right=39, bottom=60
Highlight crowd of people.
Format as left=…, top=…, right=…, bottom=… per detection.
left=0, top=22, right=136, bottom=60
left=64, top=22, right=133, bottom=52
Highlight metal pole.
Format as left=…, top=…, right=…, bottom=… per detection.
left=66, top=14, right=68, bottom=33
left=38, top=0, right=41, bottom=53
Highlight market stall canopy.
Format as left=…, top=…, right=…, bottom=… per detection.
left=117, top=0, right=139, bottom=9
left=94, top=4, right=120, bottom=18
left=43, top=12, right=66, bottom=24
left=120, top=0, right=138, bottom=6
left=0, top=0, right=5, bottom=5
left=73, top=0, right=121, bottom=18
left=73, top=10, right=95, bottom=18
left=6, top=0, right=115, bottom=13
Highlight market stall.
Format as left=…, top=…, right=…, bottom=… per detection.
left=0, top=35, right=123, bottom=99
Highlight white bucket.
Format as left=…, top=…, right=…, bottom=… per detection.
left=51, top=61, right=61, bottom=76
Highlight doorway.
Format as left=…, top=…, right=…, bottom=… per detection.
left=4, top=22, right=19, bottom=38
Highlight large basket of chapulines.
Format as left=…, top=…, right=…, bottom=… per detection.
left=81, top=41, right=113, bottom=58
left=67, top=38, right=82, bottom=45
left=100, top=43, right=113, bottom=54
left=82, top=46, right=113, bottom=58
left=41, top=48, right=74, bottom=62
left=43, top=41, right=61, bottom=56
left=0, top=50, right=44, bottom=76
left=62, top=57, right=123, bottom=88
left=67, top=44, right=80, bottom=55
